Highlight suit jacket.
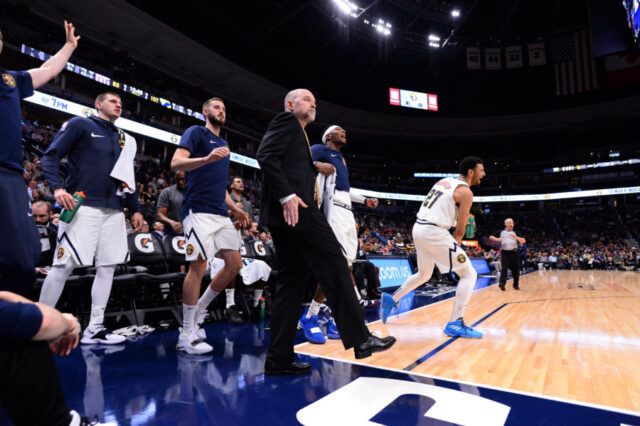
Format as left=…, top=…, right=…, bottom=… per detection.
left=257, top=112, right=317, bottom=230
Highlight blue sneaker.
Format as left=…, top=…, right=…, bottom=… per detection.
left=325, top=316, right=340, bottom=340
left=380, top=293, right=398, bottom=324
left=298, top=313, right=326, bottom=344
left=444, top=318, right=483, bottom=339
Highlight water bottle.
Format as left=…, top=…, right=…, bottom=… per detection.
left=59, top=191, right=86, bottom=223
left=465, top=215, right=475, bottom=239
left=258, top=297, right=266, bottom=320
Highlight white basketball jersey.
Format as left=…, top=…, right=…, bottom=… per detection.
left=416, top=177, right=468, bottom=228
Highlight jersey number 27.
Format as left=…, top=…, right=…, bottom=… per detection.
left=422, top=189, right=443, bottom=209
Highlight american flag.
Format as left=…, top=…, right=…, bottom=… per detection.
left=550, top=30, right=599, bottom=96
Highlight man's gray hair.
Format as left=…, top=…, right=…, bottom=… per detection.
left=284, top=88, right=306, bottom=110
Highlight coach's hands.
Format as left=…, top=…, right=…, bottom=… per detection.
left=282, top=196, right=308, bottom=227
left=49, top=313, right=80, bottom=356
left=314, top=162, right=335, bottom=176
left=131, top=212, right=144, bottom=232
left=206, top=146, right=230, bottom=163
left=54, top=188, right=76, bottom=211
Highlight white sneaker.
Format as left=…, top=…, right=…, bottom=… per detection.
left=179, top=326, right=206, bottom=340
left=176, top=331, right=213, bottom=355
left=81, top=325, right=126, bottom=345
left=69, top=409, right=117, bottom=425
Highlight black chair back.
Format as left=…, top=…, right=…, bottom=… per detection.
left=128, top=232, right=165, bottom=266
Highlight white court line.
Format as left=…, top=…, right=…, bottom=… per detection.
left=293, top=351, right=640, bottom=417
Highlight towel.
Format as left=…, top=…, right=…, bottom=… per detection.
left=110, top=131, right=137, bottom=195
left=316, top=171, right=336, bottom=222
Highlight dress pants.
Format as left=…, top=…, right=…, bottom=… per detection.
left=0, top=341, right=71, bottom=426
left=267, top=209, right=369, bottom=366
left=499, top=250, right=520, bottom=287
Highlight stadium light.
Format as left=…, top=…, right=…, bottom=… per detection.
left=451, top=9, right=461, bottom=18
left=332, top=0, right=357, bottom=15
left=428, top=34, right=441, bottom=42
left=429, top=42, right=440, bottom=48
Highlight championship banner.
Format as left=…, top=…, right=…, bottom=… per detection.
left=505, top=45, right=523, bottom=68
left=466, top=47, right=481, bottom=70
left=528, top=42, right=546, bottom=66
left=485, top=48, right=502, bottom=70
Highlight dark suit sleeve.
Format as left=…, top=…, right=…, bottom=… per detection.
left=256, top=113, right=297, bottom=201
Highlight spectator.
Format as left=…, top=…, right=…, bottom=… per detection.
left=156, top=170, right=185, bottom=236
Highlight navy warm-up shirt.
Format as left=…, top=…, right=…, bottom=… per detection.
left=179, top=126, right=230, bottom=219
left=311, top=144, right=350, bottom=191
left=0, top=300, right=42, bottom=342
left=0, top=70, right=34, bottom=172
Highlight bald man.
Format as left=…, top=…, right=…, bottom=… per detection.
left=490, top=218, right=526, bottom=291
left=256, top=89, right=395, bottom=374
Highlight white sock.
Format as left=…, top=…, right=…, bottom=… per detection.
left=252, top=289, right=263, bottom=307
left=450, top=266, right=478, bottom=321
left=197, top=286, right=220, bottom=312
left=225, top=288, right=235, bottom=308
left=353, top=285, right=362, bottom=301
left=39, top=261, right=75, bottom=306
left=182, top=304, right=197, bottom=335
left=306, top=299, right=322, bottom=318
left=88, top=265, right=116, bottom=327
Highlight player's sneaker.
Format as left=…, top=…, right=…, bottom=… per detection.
left=443, top=318, right=483, bottom=339
left=176, top=331, right=213, bottom=354
left=325, top=316, right=340, bottom=340
left=225, top=305, right=244, bottom=325
left=380, top=293, right=398, bottom=324
left=298, top=313, right=326, bottom=344
left=81, top=325, right=126, bottom=345
left=179, top=326, right=206, bottom=341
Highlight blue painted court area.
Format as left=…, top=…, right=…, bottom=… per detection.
left=6, top=278, right=640, bottom=425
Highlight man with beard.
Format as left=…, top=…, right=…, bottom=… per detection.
left=298, top=125, right=380, bottom=345
left=256, top=89, right=395, bottom=374
left=381, top=157, right=486, bottom=339
left=171, top=97, right=250, bottom=354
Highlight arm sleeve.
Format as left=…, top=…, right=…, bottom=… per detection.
left=14, top=71, right=34, bottom=99
left=349, top=190, right=367, bottom=204
left=126, top=192, right=141, bottom=213
left=0, top=300, right=43, bottom=341
left=42, top=118, right=84, bottom=191
left=256, top=113, right=296, bottom=201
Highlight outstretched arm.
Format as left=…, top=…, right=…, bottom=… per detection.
left=28, top=21, right=80, bottom=89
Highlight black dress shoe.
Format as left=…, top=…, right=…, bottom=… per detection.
left=225, top=305, right=244, bottom=325
left=354, top=334, right=396, bottom=359
left=499, top=283, right=506, bottom=291
left=513, top=285, right=520, bottom=290
left=264, top=361, right=312, bottom=376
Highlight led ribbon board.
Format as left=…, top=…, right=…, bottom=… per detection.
left=26, top=91, right=639, bottom=203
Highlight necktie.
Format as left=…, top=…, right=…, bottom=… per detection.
left=303, top=130, right=320, bottom=207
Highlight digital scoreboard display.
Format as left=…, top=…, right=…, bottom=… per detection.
left=389, top=87, right=438, bottom=111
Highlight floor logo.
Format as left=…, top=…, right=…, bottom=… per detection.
left=297, top=377, right=510, bottom=425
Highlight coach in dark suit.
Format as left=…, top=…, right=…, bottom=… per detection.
left=257, top=89, right=395, bottom=375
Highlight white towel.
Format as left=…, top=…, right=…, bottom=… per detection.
left=316, top=171, right=336, bottom=223
left=110, top=131, right=137, bottom=195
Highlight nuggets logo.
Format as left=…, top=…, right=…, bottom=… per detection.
left=118, top=131, right=125, bottom=149
left=57, top=247, right=65, bottom=259
left=457, top=253, right=467, bottom=264
left=81, top=107, right=95, bottom=117
left=2, top=73, right=16, bottom=87
left=186, top=244, right=194, bottom=256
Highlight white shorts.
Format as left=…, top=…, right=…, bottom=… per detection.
left=329, top=191, right=358, bottom=265
left=54, top=206, right=128, bottom=267
left=412, top=223, right=471, bottom=274
left=183, top=211, right=241, bottom=261
left=208, top=257, right=271, bottom=285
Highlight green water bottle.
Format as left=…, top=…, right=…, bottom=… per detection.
left=465, top=215, right=475, bottom=239
left=258, top=297, right=266, bottom=320
left=59, top=191, right=86, bottom=223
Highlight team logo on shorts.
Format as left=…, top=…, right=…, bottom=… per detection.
left=457, top=253, right=466, bottom=264
left=186, top=244, right=194, bottom=256
left=57, top=247, right=65, bottom=259
left=2, top=74, right=16, bottom=87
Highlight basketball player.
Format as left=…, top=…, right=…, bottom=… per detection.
left=0, top=21, right=79, bottom=296
left=171, top=97, right=250, bottom=355
left=40, top=92, right=143, bottom=345
left=380, top=156, right=486, bottom=339
left=298, top=125, right=379, bottom=344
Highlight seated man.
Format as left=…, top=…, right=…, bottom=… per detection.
left=32, top=201, right=57, bottom=276
left=0, top=290, right=113, bottom=426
